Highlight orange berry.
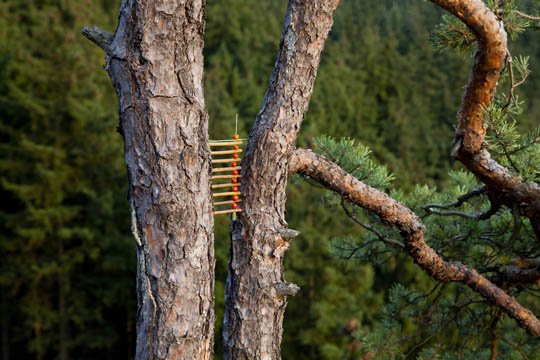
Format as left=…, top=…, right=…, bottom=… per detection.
left=233, top=134, right=239, bottom=140
left=233, top=154, right=239, bottom=159
left=233, top=146, right=239, bottom=150
left=232, top=178, right=238, bottom=183
left=232, top=162, right=237, bottom=167
left=233, top=195, right=239, bottom=201
left=233, top=170, right=238, bottom=175
left=232, top=203, right=238, bottom=209
left=232, top=186, right=238, bottom=192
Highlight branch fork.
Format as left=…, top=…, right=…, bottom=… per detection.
left=290, top=147, right=540, bottom=337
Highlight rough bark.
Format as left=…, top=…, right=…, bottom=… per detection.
left=82, top=0, right=215, bottom=359
left=290, top=148, right=540, bottom=337
left=492, top=259, right=540, bottom=286
left=431, top=0, right=540, bottom=218
left=79, top=0, right=540, bottom=356
left=222, top=1, right=340, bottom=358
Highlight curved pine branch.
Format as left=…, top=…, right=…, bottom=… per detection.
left=290, top=148, right=540, bottom=337
left=430, top=0, right=540, bottom=218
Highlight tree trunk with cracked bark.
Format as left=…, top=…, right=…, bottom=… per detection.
left=222, top=1, right=340, bottom=358
left=83, top=0, right=215, bottom=359
left=83, top=0, right=540, bottom=357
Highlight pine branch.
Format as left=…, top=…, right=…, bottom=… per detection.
left=512, top=10, right=540, bottom=21
left=290, top=148, right=540, bottom=337
left=501, top=264, right=540, bottom=285
left=341, top=201, right=404, bottom=249
left=422, top=207, right=498, bottom=219
left=530, top=217, right=540, bottom=247
left=503, top=51, right=531, bottom=111
left=430, top=0, right=540, bottom=221
left=500, top=337, right=530, bottom=360
left=423, top=185, right=486, bottom=210
left=81, top=26, right=113, bottom=53
left=422, top=185, right=500, bottom=220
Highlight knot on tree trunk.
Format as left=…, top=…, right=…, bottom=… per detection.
left=278, top=228, right=300, bottom=241
left=274, top=282, right=300, bottom=297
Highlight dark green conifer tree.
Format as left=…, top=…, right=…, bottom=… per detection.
left=2, top=0, right=539, bottom=358
left=0, top=1, right=135, bottom=359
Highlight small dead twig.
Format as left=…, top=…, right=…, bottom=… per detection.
left=423, top=186, right=486, bottom=210
left=341, top=201, right=404, bottom=249
left=513, top=10, right=540, bottom=21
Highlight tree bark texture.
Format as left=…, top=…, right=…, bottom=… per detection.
left=494, top=261, right=540, bottom=286
left=83, top=0, right=215, bottom=359
left=223, top=1, right=340, bottom=359
left=80, top=0, right=540, bottom=356
left=290, top=148, right=540, bottom=337
left=432, top=0, right=540, bottom=219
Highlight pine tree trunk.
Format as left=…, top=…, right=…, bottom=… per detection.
left=84, top=0, right=215, bottom=358
left=222, top=1, right=340, bottom=358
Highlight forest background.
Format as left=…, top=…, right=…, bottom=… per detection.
left=1, top=0, right=539, bottom=359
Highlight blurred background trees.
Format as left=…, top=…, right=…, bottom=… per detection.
left=0, top=1, right=134, bottom=359
left=1, top=0, right=539, bottom=359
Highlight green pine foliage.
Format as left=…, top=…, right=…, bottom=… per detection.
left=313, top=136, right=395, bottom=189
left=1, top=0, right=540, bottom=358
left=314, top=130, right=540, bottom=357
left=312, top=5, right=540, bottom=348
left=431, top=14, right=476, bottom=51
left=206, top=0, right=540, bottom=358
left=300, top=0, right=473, bottom=187
left=308, top=3, right=540, bottom=356
left=485, top=56, right=540, bottom=182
